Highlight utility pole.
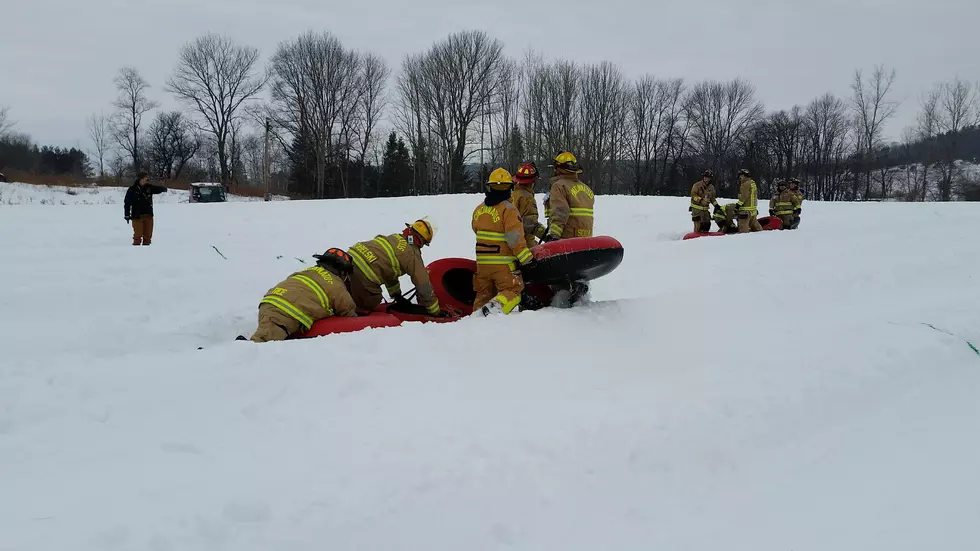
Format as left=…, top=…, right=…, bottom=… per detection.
left=263, top=118, right=271, bottom=201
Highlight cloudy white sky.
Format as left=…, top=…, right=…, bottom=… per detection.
left=2, top=0, right=977, bottom=149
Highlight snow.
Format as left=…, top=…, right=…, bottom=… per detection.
left=0, top=181, right=287, bottom=206
left=1, top=187, right=979, bottom=551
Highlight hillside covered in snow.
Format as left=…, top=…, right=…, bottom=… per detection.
left=1, top=192, right=978, bottom=551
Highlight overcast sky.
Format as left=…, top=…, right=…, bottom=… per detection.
left=2, top=0, right=977, bottom=149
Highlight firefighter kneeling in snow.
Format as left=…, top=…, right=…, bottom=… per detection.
left=246, top=248, right=358, bottom=342
left=347, top=219, right=447, bottom=317
left=713, top=202, right=739, bottom=233
left=472, top=168, right=536, bottom=316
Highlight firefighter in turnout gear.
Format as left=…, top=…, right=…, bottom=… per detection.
left=769, top=179, right=797, bottom=229
left=347, top=219, right=446, bottom=317
left=789, top=177, right=803, bottom=229
left=543, top=151, right=595, bottom=241
left=736, top=168, right=763, bottom=233
left=472, top=168, right=536, bottom=316
left=713, top=202, right=739, bottom=233
left=511, top=162, right=547, bottom=248
left=691, top=169, right=720, bottom=232
left=247, top=248, right=358, bottom=342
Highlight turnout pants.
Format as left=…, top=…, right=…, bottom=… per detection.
left=692, top=210, right=711, bottom=232
left=250, top=303, right=302, bottom=342
left=132, top=215, right=154, bottom=245
left=473, top=265, right=524, bottom=314
left=778, top=214, right=795, bottom=229
left=349, top=269, right=384, bottom=313
left=737, top=214, right=763, bottom=233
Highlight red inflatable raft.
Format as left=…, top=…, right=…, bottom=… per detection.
left=292, top=235, right=624, bottom=338
left=682, top=215, right=782, bottom=240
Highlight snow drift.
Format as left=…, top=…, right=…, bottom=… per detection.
left=1, top=191, right=979, bottom=551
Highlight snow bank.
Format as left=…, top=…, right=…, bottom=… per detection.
left=1, top=193, right=979, bottom=551
left=0, top=181, right=287, bottom=206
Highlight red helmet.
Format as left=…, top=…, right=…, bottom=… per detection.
left=514, top=162, right=538, bottom=184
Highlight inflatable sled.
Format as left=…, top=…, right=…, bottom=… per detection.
left=682, top=216, right=782, bottom=240
left=293, top=235, right=624, bottom=338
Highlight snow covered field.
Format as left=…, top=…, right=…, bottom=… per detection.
left=1, top=188, right=979, bottom=551
left=0, top=181, right=285, bottom=205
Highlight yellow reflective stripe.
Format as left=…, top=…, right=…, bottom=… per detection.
left=494, top=293, right=521, bottom=314
left=260, top=296, right=314, bottom=329
left=373, top=237, right=402, bottom=276
left=349, top=248, right=382, bottom=284
left=774, top=210, right=794, bottom=215
left=548, top=223, right=563, bottom=235
left=691, top=204, right=708, bottom=211
left=425, top=300, right=440, bottom=314
left=570, top=208, right=594, bottom=216
left=387, top=282, right=402, bottom=296
left=476, top=231, right=507, bottom=242
left=516, top=248, right=533, bottom=264
left=739, top=207, right=758, bottom=213
left=692, top=195, right=701, bottom=201
left=290, top=274, right=330, bottom=313
left=477, top=256, right=517, bottom=264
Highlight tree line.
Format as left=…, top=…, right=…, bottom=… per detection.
left=2, top=30, right=979, bottom=200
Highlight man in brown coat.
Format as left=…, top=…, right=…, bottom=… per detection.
left=769, top=180, right=797, bottom=229
left=736, top=168, right=762, bottom=233
left=543, top=151, right=595, bottom=241
left=473, top=168, right=535, bottom=316
left=690, top=169, right=720, bottom=233
left=247, top=248, right=358, bottom=342
left=347, top=219, right=445, bottom=317
left=511, top=162, right=547, bottom=248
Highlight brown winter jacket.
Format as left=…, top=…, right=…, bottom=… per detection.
left=511, top=184, right=546, bottom=248
left=769, top=188, right=796, bottom=216
left=737, top=178, right=759, bottom=215
left=790, top=187, right=803, bottom=212
left=544, top=173, right=595, bottom=239
left=690, top=179, right=718, bottom=212
left=473, top=199, right=534, bottom=271
left=348, top=233, right=439, bottom=314
left=713, top=202, right=738, bottom=230
left=259, top=265, right=357, bottom=330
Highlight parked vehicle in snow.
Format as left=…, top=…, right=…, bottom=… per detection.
left=188, top=183, right=227, bottom=203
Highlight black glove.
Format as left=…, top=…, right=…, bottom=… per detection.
left=392, top=294, right=411, bottom=308
left=125, top=216, right=131, bottom=222
left=769, top=209, right=775, bottom=216
left=794, top=208, right=801, bottom=215
left=541, top=233, right=558, bottom=243
left=433, top=309, right=453, bottom=318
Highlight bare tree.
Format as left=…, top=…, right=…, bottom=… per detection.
left=167, top=34, right=266, bottom=185
left=267, top=30, right=363, bottom=198
left=0, top=105, right=13, bottom=137
left=578, top=61, right=627, bottom=192
left=111, top=67, right=159, bottom=169
left=86, top=112, right=112, bottom=178
left=933, top=78, right=980, bottom=200
left=850, top=64, right=899, bottom=199
left=145, top=111, right=201, bottom=179
left=685, top=78, right=765, bottom=188
left=352, top=52, right=390, bottom=195
left=801, top=93, right=853, bottom=201
left=398, top=30, right=506, bottom=193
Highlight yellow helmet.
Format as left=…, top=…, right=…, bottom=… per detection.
left=551, top=151, right=582, bottom=173
left=487, top=167, right=515, bottom=190
left=405, top=218, right=434, bottom=246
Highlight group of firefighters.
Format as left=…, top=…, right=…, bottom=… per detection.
left=690, top=168, right=804, bottom=234
left=243, top=151, right=595, bottom=342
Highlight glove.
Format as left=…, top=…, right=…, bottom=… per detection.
left=433, top=309, right=453, bottom=318
left=541, top=233, right=558, bottom=243
left=769, top=209, right=775, bottom=216
left=522, top=257, right=538, bottom=270
left=125, top=216, right=131, bottom=222
left=794, top=208, right=801, bottom=215
left=392, top=294, right=411, bottom=308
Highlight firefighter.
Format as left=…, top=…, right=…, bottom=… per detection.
left=769, top=179, right=796, bottom=229
left=246, top=248, right=358, bottom=342
left=472, top=168, right=536, bottom=316
left=511, top=161, right=547, bottom=248
left=543, top=151, right=595, bottom=241
left=690, top=169, right=720, bottom=233
left=789, top=177, right=803, bottom=229
left=713, top=202, right=739, bottom=233
left=347, top=219, right=447, bottom=317
left=736, top=168, right=762, bottom=233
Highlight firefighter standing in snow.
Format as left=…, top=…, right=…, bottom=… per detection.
left=690, top=169, right=720, bottom=233
left=735, top=168, right=762, bottom=233
left=511, top=162, right=547, bottom=248
left=472, top=168, right=535, bottom=316
left=123, top=171, right=167, bottom=245
left=248, top=248, right=358, bottom=342
left=543, top=151, right=595, bottom=241
left=769, top=179, right=797, bottom=229
left=347, top=220, right=445, bottom=317
left=789, top=177, right=803, bottom=229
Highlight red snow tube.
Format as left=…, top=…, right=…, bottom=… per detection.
left=292, top=235, right=625, bottom=338
left=682, top=215, right=783, bottom=240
